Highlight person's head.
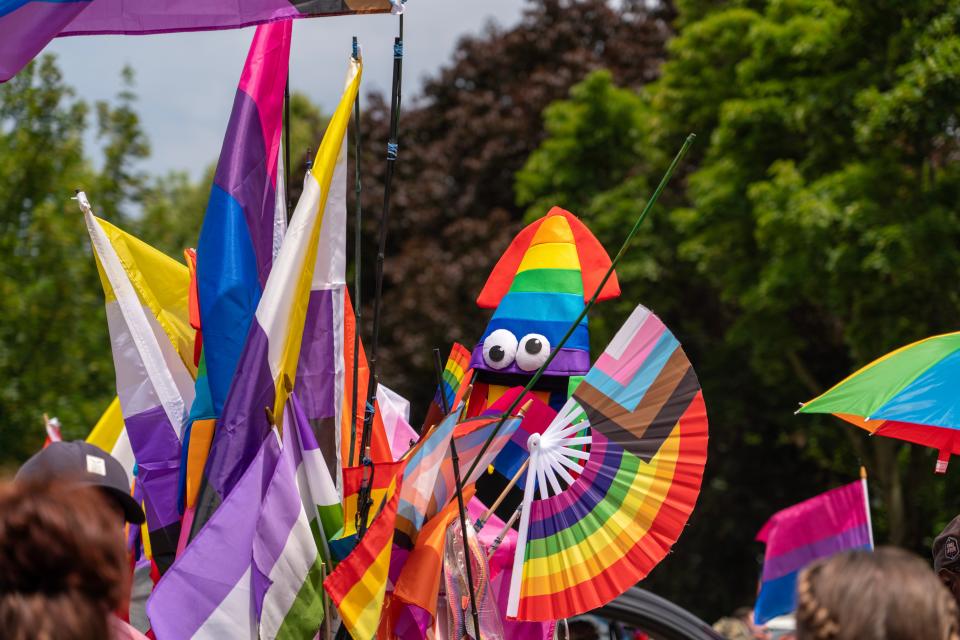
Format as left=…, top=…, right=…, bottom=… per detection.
left=713, top=616, right=752, bottom=640
left=0, top=480, right=130, bottom=639
left=15, top=441, right=143, bottom=526
left=934, top=516, right=960, bottom=606
left=796, top=547, right=959, bottom=640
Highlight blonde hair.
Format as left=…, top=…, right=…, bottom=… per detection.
left=796, top=547, right=960, bottom=640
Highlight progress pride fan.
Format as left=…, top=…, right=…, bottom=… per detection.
left=506, top=304, right=708, bottom=620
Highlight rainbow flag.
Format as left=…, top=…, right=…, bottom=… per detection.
left=331, top=460, right=405, bottom=560
left=325, top=478, right=403, bottom=640
left=754, top=478, right=873, bottom=624
left=422, top=344, right=472, bottom=430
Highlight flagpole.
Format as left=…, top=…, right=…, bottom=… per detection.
left=861, top=466, right=874, bottom=549
left=463, top=133, right=697, bottom=481
left=357, top=13, right=404, bottom=539
left=348, top=36, right=363, bottom=469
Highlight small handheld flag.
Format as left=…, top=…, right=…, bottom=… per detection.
left=754, top=476, right=873, bottom=624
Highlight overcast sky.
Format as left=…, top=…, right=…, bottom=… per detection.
left=42, top=0, right=525, bottom=178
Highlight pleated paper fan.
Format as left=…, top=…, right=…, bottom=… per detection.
left=506, top=303, right=708, bottom=621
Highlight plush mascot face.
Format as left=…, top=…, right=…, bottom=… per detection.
left=469, top=207, right=620, bottom=381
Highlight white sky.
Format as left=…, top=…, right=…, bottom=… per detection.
left=42, top=0, right=525, bottom=178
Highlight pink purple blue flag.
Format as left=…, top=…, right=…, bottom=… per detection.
left=754, top=478, right=873, bottom=624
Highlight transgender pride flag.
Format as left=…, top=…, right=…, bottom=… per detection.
left=754, top=477, right=873, bottom=624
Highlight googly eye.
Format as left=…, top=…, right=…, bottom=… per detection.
left=482, top=329, right=518, bottom=370
left=516, top=333, right=551, bottom=371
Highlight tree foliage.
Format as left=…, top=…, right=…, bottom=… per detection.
left=354, top=0, right=675, bottom=419
left=516, top=0, right=960, bottom=619
left=0, top=57, right=150, bottom=462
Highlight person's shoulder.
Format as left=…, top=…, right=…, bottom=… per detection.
left=109, top=615, right=150, bottom=640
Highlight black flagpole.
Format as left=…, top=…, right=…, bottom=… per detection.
left=348, top=36, right=363, bottom=469
left=357, top=14, right=404, bottom=540
left=433, top=348, right=482, bottom=638
left=462, top=134, right=697, bottom=481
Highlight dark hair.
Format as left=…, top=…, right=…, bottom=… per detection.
left=0, top=481, right=129, bottom=639
left=796, top=546, right=960, bottom=640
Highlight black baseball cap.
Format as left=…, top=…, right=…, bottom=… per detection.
left=933, top=515, right=960, bottom=573
left=16, top=441, right=146, bottom=525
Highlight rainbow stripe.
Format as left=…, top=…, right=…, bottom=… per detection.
left=324, top=478, right=402, bottom=640
left=471, top=207, right=620, bottom=379
left=435, top=343, right=471, bottom=412
left=508, top=304, right=708, bottom=621
left=754, top=480, right=873, bottom=624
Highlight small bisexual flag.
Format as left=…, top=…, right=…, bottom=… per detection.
left=754, top=476, right=873, bottom=624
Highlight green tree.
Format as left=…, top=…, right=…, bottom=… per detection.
left=517, top=0, right=960, bottom=619
left=0, top=56, right=150, bottom=465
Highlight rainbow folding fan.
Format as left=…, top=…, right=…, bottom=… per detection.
left=506, top=303, right=708, bottom=620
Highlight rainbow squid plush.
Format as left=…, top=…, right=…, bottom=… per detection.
left=466, top=206, right=620, bottom=416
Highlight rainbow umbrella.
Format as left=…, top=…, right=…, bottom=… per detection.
left=799, top=332, right=960, bottom=474
left=506, top=303, right=708, bottom=621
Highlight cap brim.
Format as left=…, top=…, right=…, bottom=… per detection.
left=101, top=486, right=146, bottom=525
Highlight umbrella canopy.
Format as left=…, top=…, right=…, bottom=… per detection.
left=799, top=332, right=960, bottom=473
left=505, top=303, right=708, bottom=621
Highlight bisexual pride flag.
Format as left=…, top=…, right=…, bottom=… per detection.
left=754, top=477, right=873, bottom=624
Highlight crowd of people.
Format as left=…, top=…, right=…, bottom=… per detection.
left=3, top=439, right=960, bottom=639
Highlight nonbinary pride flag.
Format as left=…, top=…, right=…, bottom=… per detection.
left=754, top=477, right=873, bottom=624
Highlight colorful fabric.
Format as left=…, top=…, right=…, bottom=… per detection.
left=178, top=23, right=291, bottom=544
left=378, top=384, right=418, bottom=462
left=754, top=479, right=873, bottom=624
left=799, top=332, right=960, bottom=472
left=430, top=414, right=523, bottom=519
left=390, top=487, right=476, bottom=640
left=196, top=55, right=361, bottom=522
left=87, top=397, right=135, bottom=483
left=325, top=478, right=403, bottom=640
left=194, top=20, right=291, bottom=417
left=1, top=0, right=392, bottom=84
left=508, top=303, right=708, bottom=620
left=255, top=394, right=337, bottom=640
left=422, top=343, right=472, bottom=430
left=339, top=460, right=405, bottom=541
left=470, top=207, right=620, bottom=378
left=81, top=202, right=196, bottom=574
left=468, top=497, right=554, bottom=640
left=395, top=411, right=459, bottom=548
left=148, top=430, right=281, bottom=638
left=0, top=0, right=92, bottom=82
